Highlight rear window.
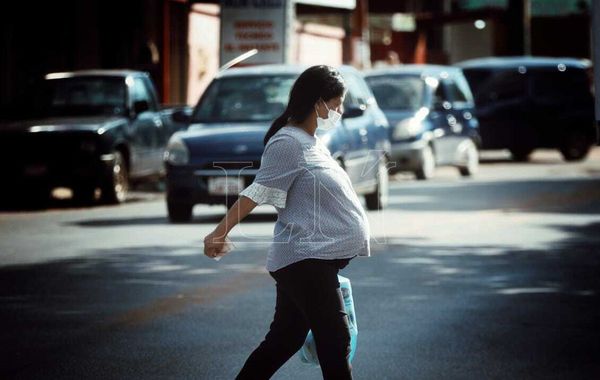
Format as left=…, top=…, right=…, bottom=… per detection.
left=365, top=75, right=425, bottom=111
left=462, top=69, right=528, bottom=107
left=27, top=76, right=128, bottom=118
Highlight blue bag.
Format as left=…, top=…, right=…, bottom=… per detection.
left=299, top=275, right=358, bottom=366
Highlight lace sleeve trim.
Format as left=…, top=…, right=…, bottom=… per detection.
left=239, top=182, right=287, bottom=208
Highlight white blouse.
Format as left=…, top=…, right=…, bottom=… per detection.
left=240, top=125, right=371, bottom=272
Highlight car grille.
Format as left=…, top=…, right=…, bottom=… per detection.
left=0, top=132, right=99, bottom=175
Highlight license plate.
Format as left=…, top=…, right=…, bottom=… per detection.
left=207, top=177, right=244, bottom=195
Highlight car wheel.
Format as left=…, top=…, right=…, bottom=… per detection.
left=458, top=141, right=479, bottom=177
left=365, top=155, right=389, bottom=210
left=560, top=132, right=591, bottom=162
left=415, top=145, right=435, bottom=180
left=100, top=151, right=129, bottom=204
left=167, top=201, right=193, bottom=223
left=509, top=147, right=534, bottom=162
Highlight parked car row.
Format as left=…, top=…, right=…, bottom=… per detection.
left=1, top=56, right=595, bottom=217
left=164, top=65, right=391, bottom=222
left=163, top=56, right=597, bottom=222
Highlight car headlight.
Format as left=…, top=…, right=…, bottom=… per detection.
left=164, top=135, right=189, bottom=165
left=393, top=107, right=430, bottom=140
left=394, top=118, right=423, bottom=139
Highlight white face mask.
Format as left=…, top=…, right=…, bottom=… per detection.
left=315, top=100, right=342, bottom=131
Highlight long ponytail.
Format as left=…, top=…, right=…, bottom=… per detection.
left=263, top=108, right=290, bottom=146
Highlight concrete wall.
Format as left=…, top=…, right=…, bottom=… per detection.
left=293, top=22, right=345, bottom=67
left=187, top=4, right=221, bottom=105
left=443, top=20, right=495, bottom=64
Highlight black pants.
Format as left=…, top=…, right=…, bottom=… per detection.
left=235, top=258, right=354, bottom=380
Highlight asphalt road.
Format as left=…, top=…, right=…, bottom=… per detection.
left=1, top=149, right=599, bottom=379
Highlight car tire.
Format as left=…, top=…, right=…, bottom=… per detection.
left=458, top=141, right=479, bottom=177
left=560, top=132, right=591, bottom=162
left=509, top=147, right=534, bottom=162
left=100, top=150, right=129, bottom=204
left=415, top=145, right=435, bottom=180
left=167, top=201, right=193, bottom=223
left=365, top=155, right=389, bottom=210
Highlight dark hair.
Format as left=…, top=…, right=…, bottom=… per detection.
left=263, top=65, right=346, bottom=145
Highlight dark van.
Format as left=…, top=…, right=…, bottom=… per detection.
left=457, top=57, right=597, bottom=161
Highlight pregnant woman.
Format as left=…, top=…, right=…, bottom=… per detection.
left=203, top=65, right=371, bottom=380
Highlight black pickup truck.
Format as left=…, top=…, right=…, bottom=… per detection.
left=0, top=70, right=189, bottom=205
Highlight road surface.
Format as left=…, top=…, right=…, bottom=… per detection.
left=1, top=148, right=599, bottom=379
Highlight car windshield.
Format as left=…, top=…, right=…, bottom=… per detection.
left=365, top=75, right=424, bottom=111
left=30, top=76, right=127, bottom=117
left=192, top=75, right=296, bottom=123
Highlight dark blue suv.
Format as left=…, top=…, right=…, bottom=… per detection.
left=457, top=57, right=597, bottom=161
left=365, top=65, right=481, bottom=180
left=164, top=64, right=391, bottom=222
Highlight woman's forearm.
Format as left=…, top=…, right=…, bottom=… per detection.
left=214, top=195, right=257, bottom=237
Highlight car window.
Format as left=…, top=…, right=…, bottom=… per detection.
left=346, top=72, right=374, bottom=100
left=132, top=77, right=156, bottom=110
left=432, top=80, right=450, bottom=109
left=531, top=69, right=592, bottom=104
left=365, top=75, right=424, bottom=111
left=30, top=77, right=127, bottom=117
left=343, top=92, right=359, bottom=110
left=193, top=75, right=296, bottom=123
left=142, top=77, right=160, bottom=111
left=465, top=69, right=528, bottom=107
left=342, top=73, right=367, bottom=107
left=442, top=78, right=472, bottom=108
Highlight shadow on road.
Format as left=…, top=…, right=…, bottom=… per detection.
left=0, top=180, right=165, bottom=212
left=65, top=211, right=278, bottom=227
left=349, top=221, right=600, bottom=380
left=386, top=177, right=600, bottom=214
left=0, top=221, right=599, bottom=379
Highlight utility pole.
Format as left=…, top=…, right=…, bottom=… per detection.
left=593, top=0, right=600, bottom=143
left=507, top=0, right=531, bottom=55
left=523, top=0, right=531, bottom=55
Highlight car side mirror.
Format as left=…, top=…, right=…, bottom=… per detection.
left=133, top=100, right=150, bottom=116
left=343, top=104, right=366, bottom=119
left=171, top=108, right=191, bottom=123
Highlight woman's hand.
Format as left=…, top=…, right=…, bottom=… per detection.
left=203, top=229, right=228, bottom=259
left=202, top=196, right=258, bottom=259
